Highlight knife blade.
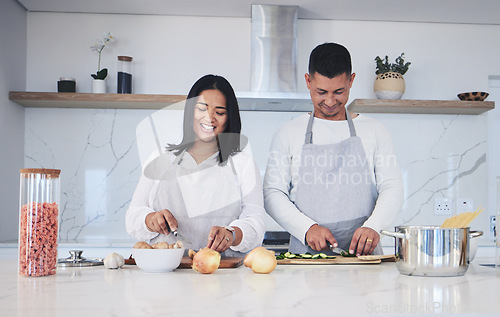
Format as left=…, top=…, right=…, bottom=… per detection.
left=171, top=230, right=192, bottom=245
left=166, top=222, right=192, bottom=245
left=329, top=245, right=348, bottom=256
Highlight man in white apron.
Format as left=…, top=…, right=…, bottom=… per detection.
left=264, top=43, right=404, bottom=256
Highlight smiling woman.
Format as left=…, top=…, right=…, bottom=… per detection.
left=125, top=74, right=265, bottom=257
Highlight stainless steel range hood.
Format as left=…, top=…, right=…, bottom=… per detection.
left=236, top=4, right=312, bottom=111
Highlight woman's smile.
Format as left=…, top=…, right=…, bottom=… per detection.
left=200, top=123, right=215, bottom=133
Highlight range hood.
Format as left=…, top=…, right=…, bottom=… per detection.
left=236, top=5, right=312, bottom=111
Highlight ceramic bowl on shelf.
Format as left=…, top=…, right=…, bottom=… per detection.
left=457, top=91, right=489, bottom=101
left=132, top=248, right=184, bottom=273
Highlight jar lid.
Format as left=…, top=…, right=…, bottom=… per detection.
left=20, top=168, right=61, bottom=178
left=59, top=77, right=76, bottom=81
left=117, top=56, right=133, bottom=62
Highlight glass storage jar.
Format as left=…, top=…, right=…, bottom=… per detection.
left=117, top=55, right=133, bottom=94
left=19, top=168, right=61, bottom=277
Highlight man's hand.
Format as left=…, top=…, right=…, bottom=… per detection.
left=145, top=209, right=178, bottom=235
left=349, top=227, right=380, bottom=256
left=305, top=224, right=337, bottom=251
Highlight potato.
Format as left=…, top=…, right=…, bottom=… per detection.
left=133, top=241, right=153, bottom=249
left=152, top=242, right=170, bottom=249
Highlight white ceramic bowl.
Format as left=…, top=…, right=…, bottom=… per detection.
left=132, top=248, right=184, bottom=273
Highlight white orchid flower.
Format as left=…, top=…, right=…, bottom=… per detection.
left=90, top=32, right=116, bottom=79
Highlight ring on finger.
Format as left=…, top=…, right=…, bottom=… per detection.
left=225, top=237, right=230, bottom=242
left=366, top=238, right=373, bottom=243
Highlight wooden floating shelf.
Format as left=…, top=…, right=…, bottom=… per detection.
left=348, top=98, right=495, bottom=115
left=9, top=92, right=495, bottom=115
left=9, top=91, right=187, bottom=110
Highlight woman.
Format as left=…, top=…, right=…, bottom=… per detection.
left=126, top=74, right=265, bottom=256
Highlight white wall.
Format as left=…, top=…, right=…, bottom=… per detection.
left=26, top=13, right=500, bottom=99
left=0, top=0, right=26, bottom=241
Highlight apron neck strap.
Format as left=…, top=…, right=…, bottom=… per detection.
left=305, top=108, right=357, bottom=144
left=346, top=110, right=357, bottom=137
left=174, top=149, right=186, bottom=165
left=305, top=111, right=315, bottom=144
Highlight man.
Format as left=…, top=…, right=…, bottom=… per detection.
left=263, top=43, right=404, bottom=256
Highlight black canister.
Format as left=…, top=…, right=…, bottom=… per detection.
left=57, top=77, right=76, bottom=93
left=117, top=56, right=133, bottom=94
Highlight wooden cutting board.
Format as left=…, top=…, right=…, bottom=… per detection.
left=125, top=256, right=244, bottom=268
left=178, top=256, right=243, bottom=269
left=277, top=257, right=381, bottom=265
left=358, top=254, right=396, bottom=262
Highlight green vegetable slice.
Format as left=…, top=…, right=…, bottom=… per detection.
left=341, top=251, right=356, bottom=257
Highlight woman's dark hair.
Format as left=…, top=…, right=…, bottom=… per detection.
left=308, top=42, right=352, bottom=78
left=167, top=74, right=241, bottom=163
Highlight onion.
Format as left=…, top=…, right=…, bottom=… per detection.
left=244, top=247, right=277, bottom=274
left=192, top=248, right=221, bottom=274
left=244, top=246, right=267, bottom=268
left=188, top=249, right=197, bottom=259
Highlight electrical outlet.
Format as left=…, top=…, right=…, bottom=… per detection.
left=491, top=216, right=496, bottom=236
left=434, top=198, right=453, bottom=215
left=456, top=198, right=474, bottom=214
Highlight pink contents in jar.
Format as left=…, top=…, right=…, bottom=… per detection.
left=19, top=202, right=59, bottom=277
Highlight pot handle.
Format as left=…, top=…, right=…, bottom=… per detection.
left=380, top=230, right=407, bottom=240
left=469, top=230, right=483, bottom=239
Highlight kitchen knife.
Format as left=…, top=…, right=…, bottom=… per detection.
left=330, top=245, right=349, bottom=256
left=166, top=223, right=192, bottom=245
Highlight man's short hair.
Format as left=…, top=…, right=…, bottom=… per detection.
left=308, top=43, right=352, bottom=78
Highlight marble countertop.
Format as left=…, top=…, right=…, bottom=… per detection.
left=1, top=253, right=500, bottom=317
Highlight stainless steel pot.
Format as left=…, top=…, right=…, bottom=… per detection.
left=381, top=226, right=483, bottom=277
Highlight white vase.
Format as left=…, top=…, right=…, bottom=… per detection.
left=91, top=79, right=106, bottom=93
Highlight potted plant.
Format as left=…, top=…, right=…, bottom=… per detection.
left=90, top=32, right=115, bottom=93
left=373, top=53, right=411, bottom=99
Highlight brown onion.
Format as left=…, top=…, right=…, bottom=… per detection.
left=244, top=246, right=267, bottom=268
left=192, top=248, right=221, bottom=274
left=245, top=247, right=277, bottom=274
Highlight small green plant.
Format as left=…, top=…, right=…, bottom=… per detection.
left=375, top=53, right=411, bottom=75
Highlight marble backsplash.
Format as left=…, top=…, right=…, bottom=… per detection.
left=23, top=107, right=490, bottom=244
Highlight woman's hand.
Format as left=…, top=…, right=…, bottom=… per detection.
left=145, top=209, right=178, bottom=235
left=206, top=226, right=241, bottom=253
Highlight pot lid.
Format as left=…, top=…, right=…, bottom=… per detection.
left=58, top=250, right=104, bottom=267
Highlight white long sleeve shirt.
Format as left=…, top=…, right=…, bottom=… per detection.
left=263, top=113, right=404, bottom=244
left=126, top=150, right=266, bottom=253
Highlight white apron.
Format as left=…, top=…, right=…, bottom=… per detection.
left=289, top=110, right=382, bottom=255
left=149, top=150, right=243, bottom=257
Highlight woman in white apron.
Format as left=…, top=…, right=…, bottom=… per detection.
left=126, top=75, right=265, bottom=257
